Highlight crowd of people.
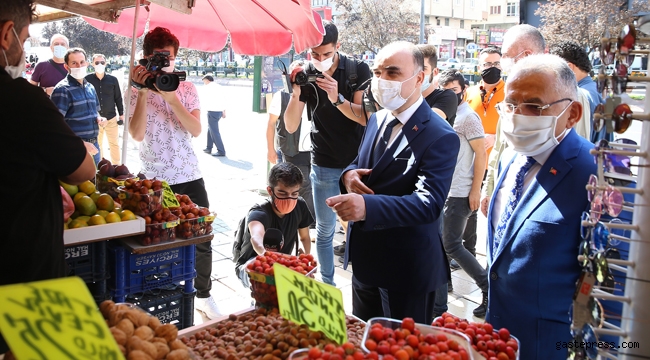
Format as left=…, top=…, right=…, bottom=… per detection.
left=1, top=0, right=614, bottom=358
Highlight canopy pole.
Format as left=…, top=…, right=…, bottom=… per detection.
left=121, top=0, right=141, bottom=166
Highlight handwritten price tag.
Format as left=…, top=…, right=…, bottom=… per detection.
left=161, top=180, right=180, bottom=208
left=0, top=277, right=123, bottom=360
left=274, top=263, right=347, bottom=344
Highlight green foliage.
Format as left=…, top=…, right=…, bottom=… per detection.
left=40, top=18, right=132, bottom=57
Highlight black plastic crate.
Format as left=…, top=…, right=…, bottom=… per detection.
left=124, top=286, right=196, bottom=329
left=86, top=280, right=111, bottom=305
left=65, top=241, right=107, bottom=282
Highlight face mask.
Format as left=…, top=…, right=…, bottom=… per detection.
left=271, top=190, right=298, bottom=214
left=500, top=103, right=572, bottom=157
left=94, top=64, right=106, bottom=74
left=312, top=55, right=334, bottom=72
left=70, top=66, right=87, bottom=80
left=456, top=91, right=464, bottom=105
left=3, top=28, right=25, bottom=79
left=53, top=45, right=67, bottom=58
left=371, top=73, right=418, bottom=111
left=420, top=74, right=431, bottom=92
left=162, top=60, right=175, bottom=72
left=481, top=67, right=502, bottom=84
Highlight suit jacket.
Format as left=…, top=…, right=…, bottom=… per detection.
left=485, top=129, right=596, bottom=359
left=341, top=100, right=460, bottom=294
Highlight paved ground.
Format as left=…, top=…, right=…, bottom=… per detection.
left=109, top=78, right=646, bottom=328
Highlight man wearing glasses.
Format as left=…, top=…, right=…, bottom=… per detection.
left=86, top=54, right=124, bottom=164
left=486, top=54, right=596, bottom=359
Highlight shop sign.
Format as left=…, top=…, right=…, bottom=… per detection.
left=0, top=277, right=123, bottom=360
left=436, top=27, right=458, bottom=41
left=489, top=29, right=506, bottom=45
left=477, top=30, right=489, bottom=44
left=457, top=29, right=473, bottom=39
left=274, top=263, right=347, bottom=344
left=162, top=180, right=180, bottom=208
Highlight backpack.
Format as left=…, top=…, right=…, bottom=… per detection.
left=231, top=215, right=248, bottom=263
left=275, top=91, right=300, bottom=157
left=304, top=54, right=361, bottom=121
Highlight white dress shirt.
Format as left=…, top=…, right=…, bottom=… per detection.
left=374, top=96, right=424, bottom=150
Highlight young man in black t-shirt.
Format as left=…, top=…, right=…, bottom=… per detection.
left=235, top=163, right=314, bottom=288
left=1, top=1, right=96, bottom=355
left=284, top=21, right=372, bottom=286
left=416, top=44, right=458, bottom=126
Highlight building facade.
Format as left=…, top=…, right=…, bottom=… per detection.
left=422, top=0, right=486, bottom=60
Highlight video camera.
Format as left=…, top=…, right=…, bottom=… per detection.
left=132, top=51, right=186, bottom=92
left=281, top=61, right=324, bottom=93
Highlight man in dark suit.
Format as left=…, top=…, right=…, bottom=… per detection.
left=326, top=41, right=460, bottom=324
left=486, top=54, right=597, bottom=359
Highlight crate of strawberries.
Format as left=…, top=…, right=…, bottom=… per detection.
left=245, top=251, right=317, bottom=308
left=169, top=194, right=215, bottom=239
left=139, top=208, right=180, bottom=246
left=432, top=313, right=519, bottom=360
left=117, top=178, right=163, bottom=217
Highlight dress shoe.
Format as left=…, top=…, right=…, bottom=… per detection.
left=213, top=152, right=226, bottom=157
left=333, top=241, right=346, bottom=256
left=450, top=259, right=461, bottom=270
left=473, top=292, right=488, bottom=318
left=202, top=148, right=212, bottom=153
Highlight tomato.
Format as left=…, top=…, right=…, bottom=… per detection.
left=436, top=334, right=448, bottom=343
left=365, top=339, right=377, bottom=351
left=393, top=349, right=409, bottom=360
left=482, top=323, right=493, bottom=334
left=505, top=346, right=517, bottom=359
left=342, top=342, right=355, bottom=355
left=498, top=328, right=510, bottom=341
left=437, top=341, right=449, bottom=352
left=496, top=352, right=509, bottom=360
left=324, top=343, right=336, bottom=352
left=352, top=351, right=365, bottom=360
left=476, top=340, right=488, bottom=352
left=308, top=347, right=322, bottom=359
left=406, top=334, right=419, bottom=348
left=506, top=339, right=518, bottom=351
left=402, top=317, right=416, bottom=333
left=447, top=339, right=459, bottom=351
left=370, top=328, right=384, bottom=341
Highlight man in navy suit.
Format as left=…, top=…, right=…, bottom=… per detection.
left=486, top=54, right=596, bottom=359
left=326, top=41, right=460, bottom=324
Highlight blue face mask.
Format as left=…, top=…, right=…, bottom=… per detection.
left=420, top=74, right=431, bottom=92
left=53, top=45, right=67, bottom=58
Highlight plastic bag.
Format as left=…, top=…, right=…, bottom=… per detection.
left=61, top=186, right=75, bottom=222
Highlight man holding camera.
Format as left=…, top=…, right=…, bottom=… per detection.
left=128, top=27, right=218, bottom=319
left=284, top=21, right=372, bottom=286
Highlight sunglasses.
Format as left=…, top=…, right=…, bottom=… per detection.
left=596, top=64, right=630, bottom=96
left=593, top=103, right=634, bottom=134
left=570, top=296, right=605, bottom=335
left=617, top=24, right=637, bottom=56
left=94, top=61, right=106, bottom=65
left=589, top=185, right=624, bottom=221
left=600, top=37, right=616, bottom=66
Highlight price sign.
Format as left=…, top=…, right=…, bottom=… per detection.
left=0, top=277, right=123, bottom=360
left=161, top=180, right=180, bottom=208
left=274, top=263, right=347, bottom=344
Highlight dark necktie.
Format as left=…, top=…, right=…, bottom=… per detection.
left=372, top=118, right=401, bottom=166
left=492, top=155, right=536, bottom=257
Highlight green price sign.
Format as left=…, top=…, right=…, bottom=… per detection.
left=274, top=263, right=348, bottom=344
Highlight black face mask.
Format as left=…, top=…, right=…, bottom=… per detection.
left=457, top=91, right=464, bottom=105
left=481, top=67, right=502, bottom=84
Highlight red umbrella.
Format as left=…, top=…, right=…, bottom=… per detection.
left=84, top=0, right=325, bottom=55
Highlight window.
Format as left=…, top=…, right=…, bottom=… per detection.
left=470, top=0, right=475, bottom=7
left=445, top=18, right=450, bottom=26
left=425, top=15, right=430, bottom=24
left=437, top=18, right=441, bottom=26
left=507, top=2, right=519, bottom=16
left=490, top=5, right=502, bottom=14
left=460, top=20, right=465, bottom=28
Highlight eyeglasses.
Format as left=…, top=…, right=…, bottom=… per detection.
left=593, top=103, right=633, bottom=134
left=589, top=185, right=624, bottom=222
left=600, top=38, right=615, bottom=66
left=481, top=61, right=500, bottom=68
left=617, top=24, right=637, bottom=55
left=94, top=61, right=106, bottom=65
left=593, top=138, right=641, bottom=176
left=496, top=98, right=572, bottom=116
left=612, top=62, right=629, bottom=95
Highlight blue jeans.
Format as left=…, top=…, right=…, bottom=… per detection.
left=442, top=197, right=488, bottom=292
left=87, top=138, right=101, bottom=167
left=206, top=111, right=225, bottom=154
left=310, top=164, right=345, bottom=286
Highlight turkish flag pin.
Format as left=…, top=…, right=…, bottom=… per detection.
left=550, top=168, right=557, bottom=175
left=412, top=125, right=418, bottom=132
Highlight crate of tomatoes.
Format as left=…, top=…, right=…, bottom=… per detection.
left=139, top=208, right=179, bottom=246
left=169, top=194, right=215, bottom=239
left=245, top=252, right=317, bottom=308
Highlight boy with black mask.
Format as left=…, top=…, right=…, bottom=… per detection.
left=235, top=163, right=314, bottom=287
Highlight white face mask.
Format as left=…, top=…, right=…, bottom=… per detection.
left=371, top=73, right=419, bottom=111
left=500, top=103, right=572, bottom=157
left=420, top=74, right=431, bottom=92
left=94, top=64, right=106, bottom=74
left=53, top=45, right=67, bottom=59
left=3, top=28, right=25, bottom=79
left=70, top=66, right=87, bottom=80
left=312, top=55, right=334, bottom=72
left=162, top=60, right=175, bottom=72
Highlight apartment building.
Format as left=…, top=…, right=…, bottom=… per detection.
left=471, top=0, right=520, bottom=49
left=422, top=0, right=486, bottom=60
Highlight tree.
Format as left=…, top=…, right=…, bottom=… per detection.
left=40, top=18, right=131, bottom=56
left=536, top=0, right=648, bottom=53
left=335, top=0, right=420, bottom=56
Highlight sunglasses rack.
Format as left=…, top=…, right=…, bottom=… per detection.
left=577, top=29, right=650, bottom=360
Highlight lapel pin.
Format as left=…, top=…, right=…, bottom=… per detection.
left=550, top=168, right=557, bottom=175
left=412, top=125, right=418, bottom=132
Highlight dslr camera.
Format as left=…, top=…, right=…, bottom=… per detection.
left=133, top=51, right=186, bottom=92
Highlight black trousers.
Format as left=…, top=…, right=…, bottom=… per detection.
left=170, top=178, right=212, bottom=298
left=352, top=275, right=436, bottom=325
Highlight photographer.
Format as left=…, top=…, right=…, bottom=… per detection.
left=128, top=27, right=218, bottom=319
left=283, top=21, right=372, bottom=286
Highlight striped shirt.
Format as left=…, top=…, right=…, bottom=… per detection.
left=51, top=74, right=100, bottom=139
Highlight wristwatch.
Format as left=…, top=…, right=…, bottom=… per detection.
left=332, top=93, right=345, bottom=107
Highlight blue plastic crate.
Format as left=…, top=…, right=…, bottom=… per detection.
left=65, top=241, right=107, bottom=282
left=108, top=243, right=196, bottom=300
left=124, top=286, right=196, bottom=329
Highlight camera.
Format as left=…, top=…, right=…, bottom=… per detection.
left=133, top=51, right=186, bottom=92
left=281, top=61, right=324, bottom=93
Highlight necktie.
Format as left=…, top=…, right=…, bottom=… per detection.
left=372, top=118, right=401, bottom=166
left=492, top=155, right=536, bottom=257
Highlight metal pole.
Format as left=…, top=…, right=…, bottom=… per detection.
left=120, top=0, right=141, bottom=166
left=419, top=0, right=425, bottom=44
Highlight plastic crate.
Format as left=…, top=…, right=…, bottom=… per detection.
left=124, top=286, right=196, bottom=329
left=86, top=280, right=111, bottom=305
left=65, top=241, right=107, bottom=282
left=175, top=212, right=215, bottom=239
left=108, top=243, right=196, bottom=301
left=117, top=187, right=163, bottom=217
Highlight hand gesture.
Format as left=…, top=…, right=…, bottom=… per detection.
left=315, top=72, right=339, bottom=103
left=326, top=194, right=366, bottom=222
left=343, top=169, right=374, bottom=195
